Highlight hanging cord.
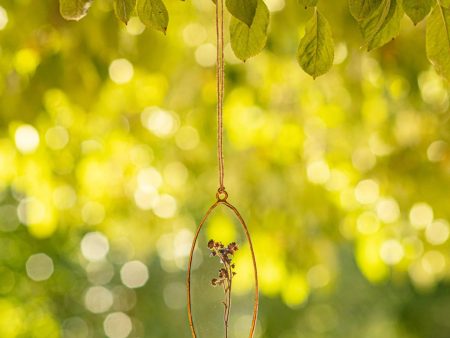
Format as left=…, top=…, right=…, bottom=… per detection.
left=216, top=0, right=226, bottom=200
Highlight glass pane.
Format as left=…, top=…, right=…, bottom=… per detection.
left=189, top=204, right=257, bottom=338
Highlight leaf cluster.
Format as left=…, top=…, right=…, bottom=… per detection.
left=58, top=0, right=450, bottom=80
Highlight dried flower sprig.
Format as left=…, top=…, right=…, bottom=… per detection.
left=208, top=239, right=238, bottom=338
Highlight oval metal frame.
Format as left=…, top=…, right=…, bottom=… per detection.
left=187, top=199, right=259, bottom=338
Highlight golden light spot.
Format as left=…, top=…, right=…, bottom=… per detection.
left=81, top=232, right=110, bottom=262
left=120, top=261, right=149, bottom=289
left=425, top=219, right=450, bottom=245
left=153, top=194, right=177, bottom=219
left=134, top=186, right=159, bottom=210
left=354, top=179, right=379, bottom=205
left=265, top=0, right=285, bottom=12
left=352, top=147, right=376, bottom=172
left=409, top=202, right=433, bottom=229
left=182, top=23, right=207, bottom=47
left=141, top=107, right=177, bottom=138
left=195, top=43, right=216, bottom=67
left=109, top=58, right=134, bottom=84
left=333, top=42, right=348, bottom=64
left=173, top=229, right=194, bottom=270
left=380, top=239, right=404, bottom=265
left=421, top=250, right=446, bottom=276
left=369, top=133, right=393, bottom=156
left=126, top=17, right=145, bottom=35
left=86, top=261, right=114, bottom=285
left=52, top=185, right=77, bottom=210
left=81, top=201, right=105, bottom=225
left=260, top=258, right=286, bottom=296
left=45, top=126, right=69, bottom=150
left=307, top=264, right=330, bottom=288
left=137, top=167, right=163, bottom=191
left=325, top=169, right=349, bottom=191
left=418, top=70, right=449, bottom=109
left=376, top=198, right=400, bottom=223
left=103, top=312, right=132, bottom=338
left=408, top=261, right=434, bottom=289
left=361, top=57, right=382, bottom=86
left=206, top=213, right=236, bottom=245
left=26, top=253, right=54, bottom=281
left=394, top=111, right=422, bottom=146
left=14, top=124, right=40, bottom=154
left=163, top=162, right=188, bottom=189
left=0, top=6, right=8, bottom=30
left=84, top=286, right=113, bottom=314
left=306, top=160, right=330, bottom=185
left=281, top=273, right=309, bottom=308
left=389, top=76, right=410, bottom=99
left=175, top=126, right=200, bottom=150
left=0, top=300, right=23, bottom=337
left=232, top=248, right=253, bottom=294
left=17, top=196, right=57, bottom=238
left=129, top=145, right=154, bottom=166
left=17, top=197, right=46, bottom=225
left=14, top=48, right=40, bottom=75
left=427, top=140, right=447, bottom=162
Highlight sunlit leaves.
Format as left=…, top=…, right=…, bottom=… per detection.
left=230, top=0, right=269, bottom=61
left=226, top=0, right=257, bottom=27
left=59, top=0, right=93, bottom=21
left=137, top=0, right=169, bottom=33
left=348, top=0, right=379, bottom=21
left=54, top=0, right=450, bottom=82
left=297, top=10, right=334, bottom=78
left=358, top=0, right=403, bottom=51
left=299, top=0, right=318, bottom=8
left=426, top=4, right=450, bottom=80
left=114, top=0, right=136, bottom=24
left=403, top=0, right=433, bottom=25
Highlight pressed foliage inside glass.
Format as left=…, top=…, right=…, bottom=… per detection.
left=187, top=202, right=258, bottom=338
left=208, top=239, right=238, bottom=338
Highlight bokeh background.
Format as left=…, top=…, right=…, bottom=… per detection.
left=1, top=0, right=450, bottom=337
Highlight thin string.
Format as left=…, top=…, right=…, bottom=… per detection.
left=216, top=0, right=225, bottom=194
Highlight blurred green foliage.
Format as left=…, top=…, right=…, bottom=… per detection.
left=1, top=0, right=450, bottom=338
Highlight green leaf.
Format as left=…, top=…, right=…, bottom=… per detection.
left=137, top=0, right=169, bottom=33
left=426, top=4, right=450, bottom=80
left=226, top=0, right=257, bottom=27
left=441, top=0, right=450, bottom=8
left=297, top=10, right=334, bottom=78
left=59, top=0, right=93, bottom=21
left=114, top=0, right=136, bottom=24
left=403, top=0, right=433, bottom=25
left=359, top=0, right=403, bottom=51
left=299, top=0, right=318, bottom=8
left=230, top=0, right=270, bottom=61
left=349, top=0, right=380, bottom=21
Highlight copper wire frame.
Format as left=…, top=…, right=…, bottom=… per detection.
left=186, top=197, right=259, bottom=338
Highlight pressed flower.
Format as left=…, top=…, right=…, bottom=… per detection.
left=208, top=239, right=238, bottom=338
